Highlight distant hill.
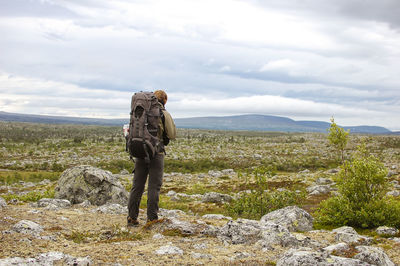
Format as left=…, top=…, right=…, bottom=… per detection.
left=0, top=111, right=126, bottom=126
left=174, top=114, right=391, bottom=134
left=0, top=111, right=392, bottom=134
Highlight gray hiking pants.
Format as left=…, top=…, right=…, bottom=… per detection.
left=128, top=153, right=164, bottom=221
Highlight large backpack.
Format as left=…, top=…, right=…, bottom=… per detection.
left=127, top=91, right=162, bottom=162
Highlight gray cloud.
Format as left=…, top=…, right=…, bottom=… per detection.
left=251, top=0, right=400, bottom=28
left=0, top=0, right=399, bottom=129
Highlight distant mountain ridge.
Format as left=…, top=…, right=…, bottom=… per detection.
left=0, top=111, right=392, bottom=134
left=175, top=114, right=391, bottom=134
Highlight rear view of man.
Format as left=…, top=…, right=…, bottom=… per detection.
left=127, top=90, right=176, bottom=226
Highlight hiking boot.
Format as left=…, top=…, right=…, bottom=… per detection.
left=127, top=217, right=139, bottom=227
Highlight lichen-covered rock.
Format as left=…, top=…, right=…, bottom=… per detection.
left=155, top=244, right=183, bottom=255
left=91, top=203, right=127, bottom=215
left=191, top=252, right=213, bottom=259
left=218, top=219, right=262, bottom=244
left=159, top=208, right=185, bottom=218
left=35, top=198, right=71, bottom=209
left=332, top=226, right=372, bottom=245
left=307, top=185, right=333, bottom=195
left=202, top=214, right=232, bottom=220
left=0, top=252, right=92, bottom=265
left=354, top=246, right=395, bottom=266
left=202, top=192, right=233, bottom=203
left=322, top=242, right=350, bottom=255
left=260, top=206, right=313, bottom=232
left=375, top=226, right=399, bottom=236
left=54, top=165, right=128, bottom=206
left=276, top=248, right=370, bottom=266
left=162, top=217, right=200, bottom=236
left=12, top=220, right=43, bottom=235
left=258, top=221, right=299, bottom=248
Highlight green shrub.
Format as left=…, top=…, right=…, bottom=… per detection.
left=227, top=167, right=305, bottom=219
left=227, top=189, right=306, bottom=220
left=2, top=188, right=55, bottom=202
left=315, top=144, right=400, bottom=228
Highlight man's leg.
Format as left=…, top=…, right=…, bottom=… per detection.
left=147, top=153, right=164, bottom=221
left=128, top=158, right=149, bottom=221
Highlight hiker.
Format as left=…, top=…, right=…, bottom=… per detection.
left=127, top=90, right=176, bottom=226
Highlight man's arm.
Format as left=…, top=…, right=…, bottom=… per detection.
left=163, top=110, right=176, bottom=140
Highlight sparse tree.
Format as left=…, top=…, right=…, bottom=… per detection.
left=327, top=117, right=349, bottom=164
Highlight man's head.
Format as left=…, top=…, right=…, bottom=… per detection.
left=154, top=90, right=168, bottom=105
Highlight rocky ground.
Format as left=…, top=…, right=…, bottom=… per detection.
left=1, top=165, right=400, bottom=265
left=1, top=199, right=400, bottom=265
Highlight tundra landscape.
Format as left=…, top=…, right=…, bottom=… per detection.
left=1, top=121, right=400, bottom=265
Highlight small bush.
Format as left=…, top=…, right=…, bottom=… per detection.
left=315, top=144, right=400, bottom=228
left=2, top=188, right=55, bottom=202
left=227, top=167, right=305, bottom=219
left=227, top=189, right=306, bottom=220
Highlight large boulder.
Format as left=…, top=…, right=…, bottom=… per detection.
left=258, top=221, right=299, bottom=248
left=54, top=165, right=128, bottom=205
left=354, top=246, right=395, bottom=266
left=332, top=226, right=372, bottom=245
left=260, top=206, right=313, bottom=232
left=218, top=218, right=262, bottom=244
left=12, top=220, right=43, bottom=235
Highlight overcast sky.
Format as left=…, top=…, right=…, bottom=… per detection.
left=1, top=0, right=400, bottom=130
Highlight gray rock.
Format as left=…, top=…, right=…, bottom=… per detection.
left=208, top=170, right=222, bottom=178
left=155, top=244, right=184, bottom=255
left=54, top=165, right=128, bottom=206
left=0, top=196, right=6, bottom=209
left=0, top=252, right=92, bottom=265
left=390, top=237, right=400, bottom=243
left=307, top=185, right=332, bottom=195
left=91, top=203, right=127, bottom=215
left=77, top=200, right=91, bottom=208
left=260, top=206, right=313, bottom=232
left=12, top=220, right=43, bottom=235
left=159, top=208, right=185, bottom=218
left=200, top=224, right=220, bottom=237
left=332, top=226, right=372, bottom=245
left=259, top=222, right=299, bottom=248
left=38, top=179, right=51, bottom=185
left=375, top=226, right=399, bottom=236
left=221, top=169, right=235, bottom=174
left=152, top=233, right=164, bottom=240
left=120, top=169, right=130, bottom=175
left=386, top=190, right=400, bottom=197
left=387, top=170, right=397, bottom=177
left=191, top=252, right=213, bottom=259
left=231, top=251, right=252, bottom=260
left=193, top=243, right=208, bottom=249
left=202, top=214, right=232, bottom=220
left=166, top=190, right=177, bottom=197
left=202, top=192, right=233, bottom=203
left=315, top=178, right=333, bottom=185
left=354, top=246, right=395, bottom=266
left=322, top=242, right=350, bottom=255
left=36, top=198, right=71, bottom=209
left=327, top=168, right=340, bottom=174
left=162, top=217, right=200, bottom=236
left=276, top=248, right=370, bottom=266
left=218, top=219, right=262, bottom=244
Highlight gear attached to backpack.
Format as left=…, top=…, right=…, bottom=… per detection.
left=126, top=91, right=164, bottom=163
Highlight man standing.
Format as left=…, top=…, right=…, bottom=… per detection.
left=127, top=90, right=176, bottom=226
